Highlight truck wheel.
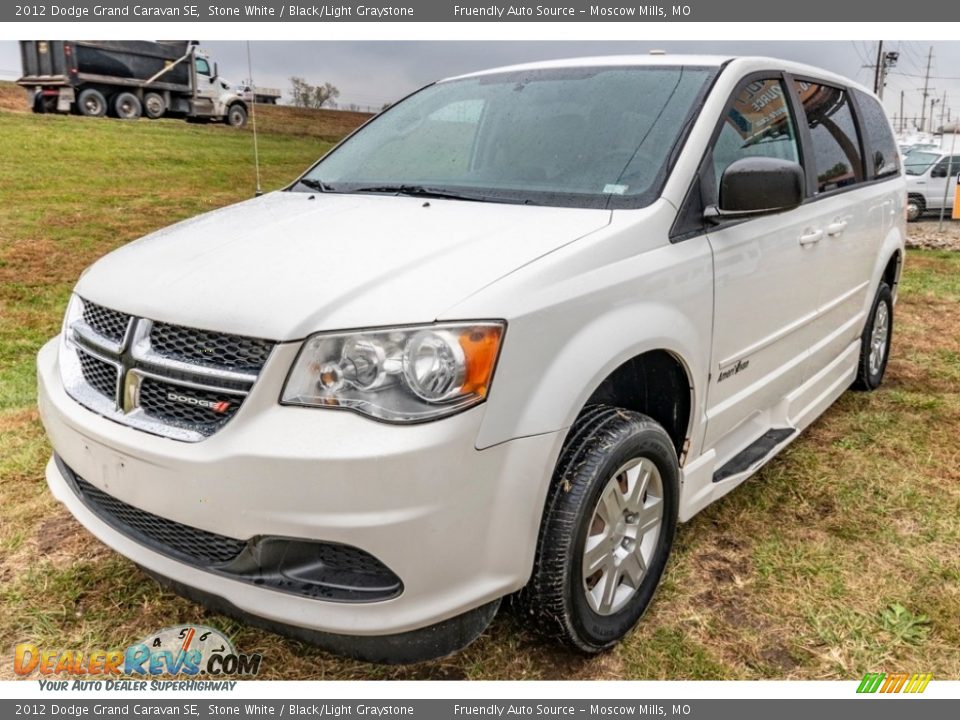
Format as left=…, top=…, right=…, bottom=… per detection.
left=77, top=89, right=107, bottom=117
left=226, top=104, right=248, bottom=128
left=520, top=406, right=679, bottom=652
left=853, top=282, right=893, bottom=391
left=143, top=92, right=165, bottom=119
left=114, top=92, right=142, bottom=120
left=906, top=195, right=925, bottom=222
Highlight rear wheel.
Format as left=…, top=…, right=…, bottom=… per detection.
left=77, top=88, right=107, bottom=117
left=520, top=406, right=679, bottom=652
left=853, top=282, right=893, bottom=391
left=114, top=92, right=142, bottom=120
left=143, top=92, right=165, bottom=119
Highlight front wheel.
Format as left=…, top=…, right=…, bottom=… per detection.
left=520, top=406, right=679, bottom=652
left=226, top=104, right=247, bottom=128
left=853, top=282, right=893, bottom=391
left=907, top=195, right=925, bottom=222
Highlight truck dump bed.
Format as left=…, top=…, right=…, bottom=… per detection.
left=19, top=41, right=194, bottom=92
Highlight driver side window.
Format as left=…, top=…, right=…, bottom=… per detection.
left=195, top=58, right=211, bottom=77
left=933, top=156, right=960, bottom=178
left=711, top=78, right=800, bottom=200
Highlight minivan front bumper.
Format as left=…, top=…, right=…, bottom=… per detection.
left=37, top=337, right=561, bottom=656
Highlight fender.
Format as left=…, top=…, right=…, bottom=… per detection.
left=475, top=302, right=707, bottom=452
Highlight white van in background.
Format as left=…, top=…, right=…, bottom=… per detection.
left=906, top=149, right=960, bottom=220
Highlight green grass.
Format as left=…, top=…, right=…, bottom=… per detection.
left=1, top=103, right=959, bottom=680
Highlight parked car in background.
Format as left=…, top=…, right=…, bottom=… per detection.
left=37, top=55, right=905, bottom=664
left=905, top=150, right=960, bottom=220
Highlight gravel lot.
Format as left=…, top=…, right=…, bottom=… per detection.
left=908, top=218, right=960, bottom=251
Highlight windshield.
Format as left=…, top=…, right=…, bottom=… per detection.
left=904, top=151, right=941, bottom=176
left=295, top=65, right=717, bottom=209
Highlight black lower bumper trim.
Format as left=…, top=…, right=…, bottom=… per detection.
left=140, top=565, right=501, bottom=665
left=55, top=454, right=402, bottom=602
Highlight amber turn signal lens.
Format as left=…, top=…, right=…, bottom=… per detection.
left=458, top=326, right=503, bottom=397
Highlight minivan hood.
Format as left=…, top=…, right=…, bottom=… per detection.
left=76, top=191, right=611, bottom=340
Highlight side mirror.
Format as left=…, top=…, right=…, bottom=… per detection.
left=212, top=63, right=219, bottom=79
left=705, top=157, right=805, bottom=222
left=931, top=165, right=947, bottom=178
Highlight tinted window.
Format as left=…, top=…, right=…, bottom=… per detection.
left=795, top=81, right=864, bottom=193
left=299, top=66, right=718, bottom=209
left=195, top=58, right=210, bottom=76
left=711, top=78, right=800, bottom=196
left=854, top=89, right=900, bottom=179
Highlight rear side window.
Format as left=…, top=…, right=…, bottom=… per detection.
left=794, top=81, right=864, bottom=193
left=854, top=89, right=900, bottom=179
left=710, top=78, right=800, bottom=195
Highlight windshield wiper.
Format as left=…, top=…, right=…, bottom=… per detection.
left=350, top=184, right=488, bottom=202
left=299, top=178, right=337, bottom=192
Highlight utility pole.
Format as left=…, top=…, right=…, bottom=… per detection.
left=940, top=92, right=948, bottom=133
left=930, top=98, right=940, bottom=133
left=873, top=41, right=884, bottom=96
left=900, top=91, right=905, bottom=132
left=920, top=46, right=933, bottom=133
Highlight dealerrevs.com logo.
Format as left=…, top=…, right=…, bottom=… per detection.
left=14, top=625, right=262, bottom=684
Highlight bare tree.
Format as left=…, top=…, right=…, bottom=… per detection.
left=289, top=77, right=340, bottom=109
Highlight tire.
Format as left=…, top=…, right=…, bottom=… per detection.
left=853, top=282, right=893, bottom=391
left=143, top=92, right=165, bottom=119
left=226, top=103, right=248, bottom=128
left=77, top=88, right=107, bottom=117
left=907, top=195, right=925, bottom=222
left=520, top=405, right=679, bottom=652
left=114, top=92, right=142, bottom=120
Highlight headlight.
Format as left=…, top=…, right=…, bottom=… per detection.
left=281, top=322, right=505, bottom=422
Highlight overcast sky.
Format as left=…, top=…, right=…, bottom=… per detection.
left=3, top=40, right=959, bottom=127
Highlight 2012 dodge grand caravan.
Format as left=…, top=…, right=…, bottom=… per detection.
left=37, top=55, right=906, bottom=664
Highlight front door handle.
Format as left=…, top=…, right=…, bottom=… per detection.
left=799, top=229, right=824, bottom=246
left=826, top=220, right=848, bottom=237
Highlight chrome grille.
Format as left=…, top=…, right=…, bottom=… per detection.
left=138, top=376, right=241, bottom=436
left=61, top=297, right=276, bottom=442
left=150, top=322, right=273, bottom=372
left=82, top=302, right=131, bottom=344
left=77, top=350, right=118, bottom=399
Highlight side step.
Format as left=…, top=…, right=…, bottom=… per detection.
left=713, top=428, right=796, bottom=483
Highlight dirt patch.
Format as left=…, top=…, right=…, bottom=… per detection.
left=757, top=645, right=800, bottom=671
left=0, top=407, right=39, bottom=433
left=35, top=511, right=81, bottom=555
left=908, top=219, right=960, bottom=250
left=0, top=82, right=29, bottom=113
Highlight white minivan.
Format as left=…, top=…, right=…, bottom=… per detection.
left=38, top=55, right=905, bottom=664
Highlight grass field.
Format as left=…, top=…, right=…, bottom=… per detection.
left=1, top=84, right=959, bottom=681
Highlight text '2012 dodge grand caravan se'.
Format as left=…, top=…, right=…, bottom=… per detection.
left=38, top=55, right=906, bottom=664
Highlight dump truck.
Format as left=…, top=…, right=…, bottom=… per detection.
left=18, top=41, right=249, bottom=127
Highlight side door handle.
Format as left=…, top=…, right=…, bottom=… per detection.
left=799, top=229, right=824, bottom=246
left=826, top=220, right=848, bottom=237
